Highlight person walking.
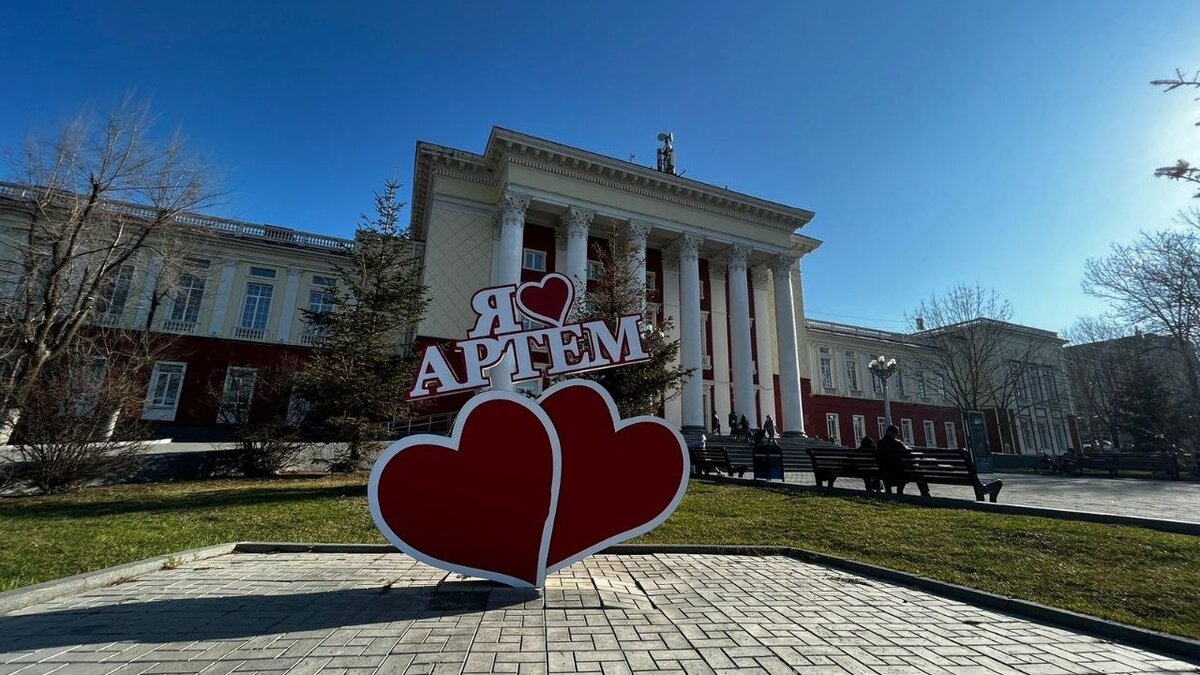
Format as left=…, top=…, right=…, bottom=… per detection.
left=763, top=415, right=776, bottom=441
left=877, top=424, right=929, bottom=496
left=739, top=414, right=750, bottom=441
left=728, top=411, right=738, bottom=439
left=712, top=413, right=722, bottom=437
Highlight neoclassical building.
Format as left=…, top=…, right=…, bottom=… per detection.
left=410, top=127, right=820, bottom=437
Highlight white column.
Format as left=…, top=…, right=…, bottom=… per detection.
left=491, top=190, right=530, bottom=391
left=773, top=255, right=805, bottom=435
left=277, top=267, right=303, bottom=343
left=708, top=263, right=732, bottom=434
left=662, top=254, right=682, bottom=426
left=208, top=261, right=238, bottom=336
left=562, top=206, right=593, bottom=300
left=727, top=245, right=755, bottom=427
left=626, top=220, right=651, bottom=311
left=132, top=252, right=164, bottom=329
left=677, top=233, right=705, bottom=431
left=752, top=266, right=776, bottom=426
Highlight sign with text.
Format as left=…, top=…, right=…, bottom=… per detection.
left=369, top=273, right=689, bottom=588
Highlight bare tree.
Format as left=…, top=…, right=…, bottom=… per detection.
left=1082, top=211, right=1200, bottom=406
left=1152, top=69, right=1200, bottom=197
left=0, top=97, right=216, bottom=440
left=211, top=359, right=312, bottom=477
left=908, top=285, right=1049, bottom=450
left=1063, top=316, right=1135, bottom=448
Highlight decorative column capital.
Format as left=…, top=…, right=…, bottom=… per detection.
left=562, top=206, right=595, bottom=240
left=499, top=190, right=531, bottom=222
left=771, top=254, right=798, bottom=276
left=726, top=244, right=751, bottom=271
left=626, top=220, right=653, bottom=244
left=709, top=262, right=728, bottom=280
left=751, top=266, right=771, bottom=289
left=677, top=233, right=704, bottom=264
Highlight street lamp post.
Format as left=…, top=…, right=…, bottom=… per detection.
left=869, top=356, right=899, bottom=426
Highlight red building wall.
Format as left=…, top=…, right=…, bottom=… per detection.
left=800, top=376, right=967, bottom=448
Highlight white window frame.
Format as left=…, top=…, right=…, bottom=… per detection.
left=98, top=264, right=135, bottom=320
left=878, top=416, right=888, bottom=439
left=170, top=273, right=207, bottom=324
left=218, top=367, right=259, bottom=423
left=307, top=286, right=335, bottom=315
left=522, top=248, right=547, bottom=272
left=852, top=414, right=866, bottom=446
left=825, top=413, right=841, bottom=446
left=818, top=346, right=834, bottom=390
left=586, top=260, right=601, bottom=281
left=644, top=302, right=660, bottom=326
left=923, top=420, right=937, bottom=448
left=945, top=421, right=958, bottom=449
left=142, top=361, right=187, bottom=421
left=645, top=270, right=656, bottom=290
left=900, top=418, right=914, bottom=445
left=239, top=282, right=274, bottom=330
left=844, top=351, right=859, bottom=391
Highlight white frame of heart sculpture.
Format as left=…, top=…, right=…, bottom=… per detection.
left=367, top=389, right=563, bottom=588
left=367, top=380, right=689, bottom=589
left=538, top=379, right=689, bottom=575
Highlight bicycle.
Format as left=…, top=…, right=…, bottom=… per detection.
left=1033, top=451, right=1082, bottom=476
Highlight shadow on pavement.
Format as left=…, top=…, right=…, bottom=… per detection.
left=0, top=584, right=530, bottom=652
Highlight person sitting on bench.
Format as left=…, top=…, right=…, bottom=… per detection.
left=877, top=424, right=930, bottom=496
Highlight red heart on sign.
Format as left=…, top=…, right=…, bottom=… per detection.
left=538, top=380, right=689, bottom=572
left=368, top=393, right=560, bottom=587
left=515, top=273, right=575, bottom=327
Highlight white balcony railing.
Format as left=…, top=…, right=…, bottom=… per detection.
left=299, top=330, right=323, bottom=346
left=232, top=326, right=267, bottom=342
left=160, top=319, right=197, bottom=335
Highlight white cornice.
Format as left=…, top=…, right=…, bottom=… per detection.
left=409, top=126, right=817, bottom=241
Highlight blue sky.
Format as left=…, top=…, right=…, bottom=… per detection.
left=2, top=1, right=1198, bottom=334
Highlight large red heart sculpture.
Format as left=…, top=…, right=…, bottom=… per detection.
left=368, top=380, right=688, bottom=588
left=515, top=272, right=575, bottom=327
left=369, top=393, right=560, bottom=587
left=538, top=380, right=688, bottom=573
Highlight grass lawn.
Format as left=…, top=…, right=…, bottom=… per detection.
left=1, top=476, right=1198, bottom=639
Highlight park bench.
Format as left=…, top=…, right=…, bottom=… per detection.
left=895, top=448, right=1004, bottom=502
left=806, top=445, right=884, bottom=490
left=689, top=444, right=750, bottom=477
left=1077, top=452, right=1180, bottom=480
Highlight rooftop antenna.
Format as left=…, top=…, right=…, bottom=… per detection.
left=655, top=132, right=676, bottom=175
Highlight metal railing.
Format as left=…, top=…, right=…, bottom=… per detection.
left=160, top=319, right=197, bottom=335
left=386, top=412, right=458, bottom=438
left=231, top=326, right=267, bottom=341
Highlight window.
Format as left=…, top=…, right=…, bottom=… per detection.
left=248, top=266, right=277, bottom=279
left=1043, top=367, right=1058, bottom=402
left=142, top=362, right=186, bottom=421
left=645, top=271, right=656, bottom=291
left=522, top=249, right=546, bottom=272
left=170, top=273, right=206, bottom=323
left=818, top=346, right=834, bottom=389
left=308, top=287, right=335, bottom=315
left=923, top=420, right=937, bottom=448
left=1052, top=413, right=1067, bottom=450
left=1018, top=413, right=1035, bottom=450
left=945, top=422, right=958, bottom=449
left=186, top=257, right=212, bottom=269
left=586, top=260, right=601, bottom=281
left=900, top=419, right=914, bottom=445
left=699, top=281, right=705, bottom=300
left=97, top=264, right=134, bottom=319
left=70, top=358, right=108, bottom=414
left=825, top=413, right=841, bottom=445
left=878, top=416, right=888, bottom=438
left=644, top=302, right=660, bottom=326
left=844, top=351, right=859, bottom=391
left=312, top=274, right=336, bottom=287
left=1035, top=409, right=1052, bottom=450
left=852, top=415, right=867, bottom=446
left=219, top=367, right=258, bottom=423
left=240, top=282, right=274, bottom=330
left=916, top=371, right=927, bottom=398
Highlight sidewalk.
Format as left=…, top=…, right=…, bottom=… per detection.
left=0, top=551, right=1193, bottom=674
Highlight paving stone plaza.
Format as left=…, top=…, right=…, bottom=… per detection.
left=1, top=552, right=1194, bottom=675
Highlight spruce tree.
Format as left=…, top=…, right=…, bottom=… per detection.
left=558, top=227, right=691, bottom=418
left=297, top=181, right=429, bottom=469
